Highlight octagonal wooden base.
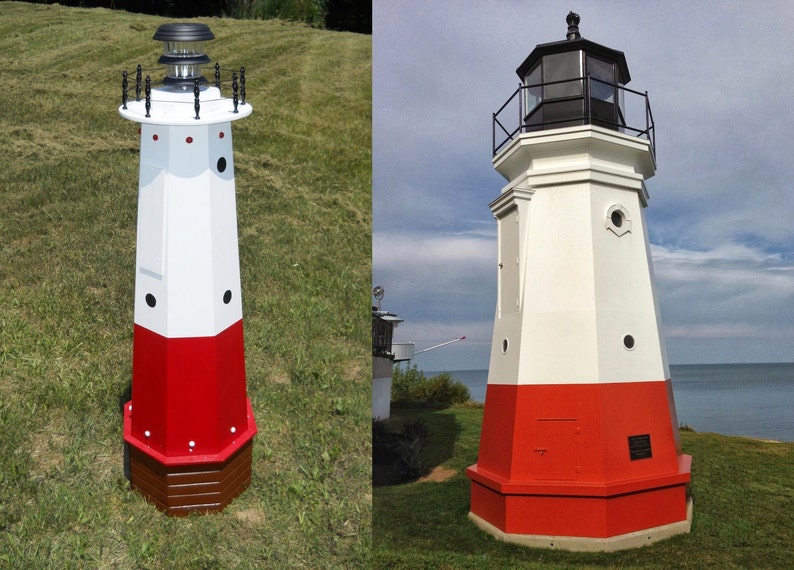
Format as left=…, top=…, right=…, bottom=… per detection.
left=128, top=439, right=253, bottom=516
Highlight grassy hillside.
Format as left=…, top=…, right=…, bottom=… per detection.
left=0, top=2, right=370, bottom=567
left=374, top=408, right=794, bottom=569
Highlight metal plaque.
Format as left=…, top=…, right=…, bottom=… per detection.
left=628, top=434, right=652, bottom=461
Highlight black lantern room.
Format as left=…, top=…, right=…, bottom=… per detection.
left=516, top=12, right=630, bottom=132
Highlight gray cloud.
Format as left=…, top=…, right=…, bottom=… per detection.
left=374, top=0, right=794, bottom=367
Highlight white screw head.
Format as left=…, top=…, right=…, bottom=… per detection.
left=230, top=426, right=236, bottom=434
left=144, top=430, right=151, bottom=438
left=188, top=440, right=196, bottom=449
left=128, top=404, right=133, bottom=411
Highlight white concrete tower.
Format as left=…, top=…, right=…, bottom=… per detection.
left=467, top=13, right=691, bottom=551
left=119, top=23, right=256, bottom=515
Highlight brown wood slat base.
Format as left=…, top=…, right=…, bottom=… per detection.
left=129, top=440, right=253, bottom=516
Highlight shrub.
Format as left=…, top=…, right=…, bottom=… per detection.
left=372, top=418, right=429, bottom=485
left=391, top=365, right=471, bottom=408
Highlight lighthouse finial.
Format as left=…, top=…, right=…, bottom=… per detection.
left=566, top=11, right=581, bottom=40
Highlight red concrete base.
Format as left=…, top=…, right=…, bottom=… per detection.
left=467, top=380, right=692, bottom=543
left=468, top=455, right=691, bottom=538
left=128, top=439, right=253, bottom=516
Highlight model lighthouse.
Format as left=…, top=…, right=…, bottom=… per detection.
left=119, top=23, right=256, bottom=515
left=466, top=14, right=692, bottom=550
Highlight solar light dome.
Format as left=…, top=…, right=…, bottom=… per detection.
left=153, top=23, right=215, bottom=89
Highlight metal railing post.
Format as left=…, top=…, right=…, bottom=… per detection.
left=144, top=76, right=151, bottom=118
left=517, top=83, right=523, bottom=136
left=194, top=79, right=201, bottom=120
left=492, top=113, right=496, bottom=156
left=232, top=72, right=239, bottom=113
left=122, top=70, right=128, bottom=110
left=240, top=67, right=246, bottom=105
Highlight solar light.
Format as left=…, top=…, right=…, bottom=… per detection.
left=153, top=22, right=214, bottom=89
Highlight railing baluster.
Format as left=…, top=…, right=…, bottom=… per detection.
left=194, top=79, right=201, bottom=120
left=135, top=64, right=142, bottom=101
left=122, top=70, right=128, bottom=110
left=145, top=76, right=151, bottom=118
left=240, top=67, right=246, bottom=105
left=215, top=62, right=221, bottom=90
left=232, top=72, right=239, bottom=113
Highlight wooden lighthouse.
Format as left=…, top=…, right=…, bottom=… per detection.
left=119, top=23, right=256, bottom=515
left=466, top=13, right=692, bottom=551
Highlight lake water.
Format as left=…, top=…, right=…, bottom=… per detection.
left=425, top=363, right=794, bottom=442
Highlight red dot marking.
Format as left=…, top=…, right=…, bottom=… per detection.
left=152, top=134, right=158, bottom=141
left=186, top=136, right=193, bottom=144
left=219, top=132, right=225, bottom=139
left=137, top=128, right=141, bottom=134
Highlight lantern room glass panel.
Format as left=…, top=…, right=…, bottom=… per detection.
left=524, top=63, right=543, bottom=116
left=163, top=40, right=205, bottom=56
left=586, top=55, right=623, bottom=129
left=542, top=51, right=583, bottom=99
left=587, top=56, right=616, bottom=103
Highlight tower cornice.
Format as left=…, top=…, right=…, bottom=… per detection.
left=493, top=125, right=656, bottom=184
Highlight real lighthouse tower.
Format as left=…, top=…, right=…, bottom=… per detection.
left=119, top=23, right=256, bottom=515
left=466, top=14, right=692, bottom=551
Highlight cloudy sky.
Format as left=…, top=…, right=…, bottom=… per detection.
left=372, top=0, right=794, bottom=371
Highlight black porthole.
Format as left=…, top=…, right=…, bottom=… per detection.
left=217, top=157, right=227, bottom=173
left=223, top=290, right=232, bottom=304
left=145, top=293, right=157, bottom=308
left=611, top=210, right=624, bottom=228
left=623, top=335, right=635, bottom=350
left=502, top=338, right=509, bottom=353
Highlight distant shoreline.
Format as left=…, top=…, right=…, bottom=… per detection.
left=421, top=363, right=794, bottom=443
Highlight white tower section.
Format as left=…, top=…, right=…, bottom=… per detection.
left=125, top=93, right=252, bottom=339
left=488, top=125, right=666, bottom=387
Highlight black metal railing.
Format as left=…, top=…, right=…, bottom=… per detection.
left=372, top=313, right=394, bottom=358
left=492, top=75, right=655, bottom=157
left=121, top=64, right=248, bottom=119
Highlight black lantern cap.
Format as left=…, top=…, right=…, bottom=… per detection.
left=153, top=22, right=215, bottom=42
left=154, top=23, right=213, bottom=67
left=516, top=13, right=631, bottom=84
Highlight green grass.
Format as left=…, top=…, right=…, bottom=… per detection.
left=0, top=2, right=370, bottom=567
left=374, top=408, right=794, bottom=569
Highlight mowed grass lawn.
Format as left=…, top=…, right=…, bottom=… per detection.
left=0, top=2, right=370, bottom=567
left=374, top=408, right=794, bottom=569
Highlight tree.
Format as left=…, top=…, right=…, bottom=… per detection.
left=325, top=0, right=371, bottom=34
